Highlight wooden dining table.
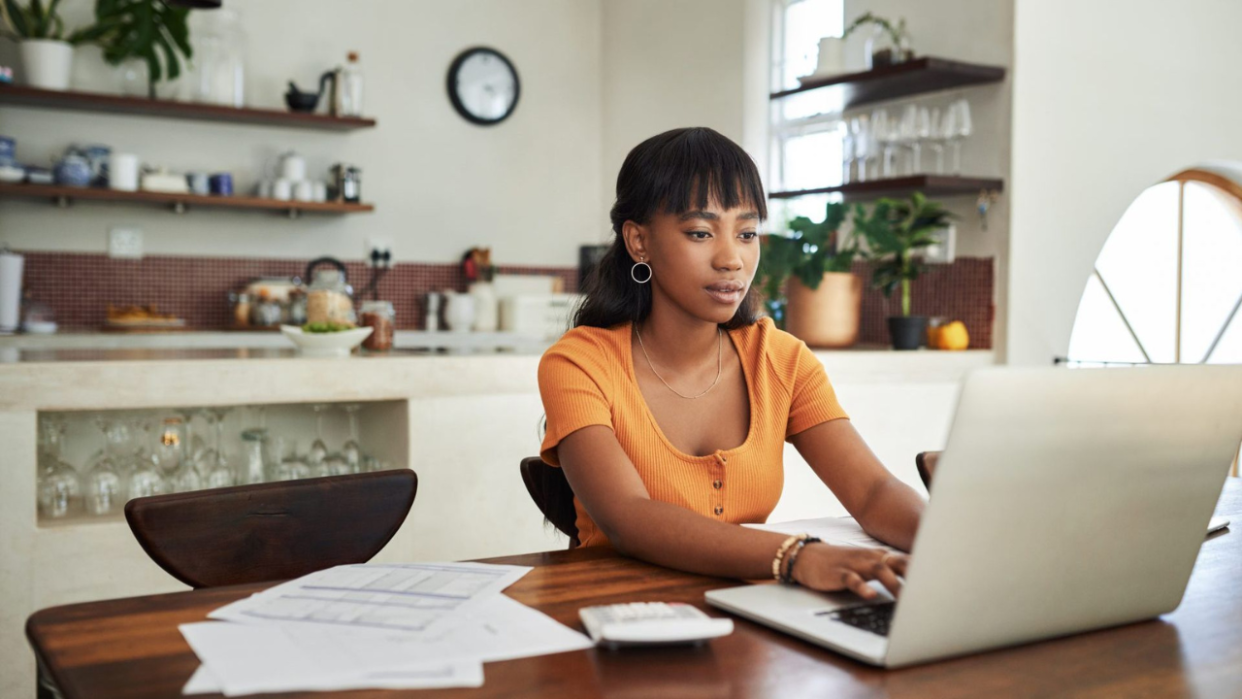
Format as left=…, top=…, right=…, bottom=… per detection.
left=27, top=478, right=1242, bottom=699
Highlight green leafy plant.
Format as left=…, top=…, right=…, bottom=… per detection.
left=756, top=201, right=864, bottom=328
left=86, top=0, right=194, bottom=98
left=853, top=192, right=954, bottom=317
left=842, top=11, right=906, bottom=48
left=1, top=0, right=94, bottom=42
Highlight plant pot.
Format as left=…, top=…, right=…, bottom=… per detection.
left=785, top=272, right=863, bottom=348
left=887, top=315, right=927, bottom=351
left=20, top=39, right=74, bottom=91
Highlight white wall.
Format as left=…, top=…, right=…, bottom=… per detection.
left=599, top=0, right=755, bottom=216
left=0, top=0, right=603, bottom=267
left=1007, top=0, right=1242, bottom=365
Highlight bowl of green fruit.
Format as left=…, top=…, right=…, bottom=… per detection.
left=281, top=322, right=373, bottom=357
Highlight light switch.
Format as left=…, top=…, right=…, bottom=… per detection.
left=108, top=227, right=143, bottom=259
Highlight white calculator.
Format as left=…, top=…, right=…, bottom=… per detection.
left=579, top=602, right=734, bottom=648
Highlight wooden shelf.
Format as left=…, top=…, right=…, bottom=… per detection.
left=770, top=57, right=1005, bottom=110
left=0, top=183, right=375, bottom=216
left=768, top=175, right=1003, bottom=200
left=0, top=84, right=377, bottom=131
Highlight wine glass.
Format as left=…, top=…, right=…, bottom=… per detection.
left=174, top=408, right=207, bottom=471
left=871, top=109, right=895, bottom=178
left=341, top=404, right=363, bottom=472
left=126, top=419, right=167, bottom=500
left=83, top=415, right=128, bottom=516
left=850, top=116, right=870, bottom=182
left=270, top=437, right=311, bottom=481
left=240, top=428, right=269, bottom=485
left=153, top=416, right=184, bottom=476
left=202, top=407, right=236, bottom=489
left=912, top=106, right=932, bottom=174
left=928, top=107, right=945, bottom=174
left=308, top=405, right=330, bottom=471
left=37, top=416, right=83, bottom=519
left=841, top=121, right=855, bottom=184
left=949, top=99, right=973, bottom=175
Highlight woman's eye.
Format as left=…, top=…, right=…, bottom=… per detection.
left=687, top=230, right=711, bottom=240
left=739, top=230, right=758, bottom=240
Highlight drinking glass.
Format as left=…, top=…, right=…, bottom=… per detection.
left=127, top=420, right=167, bottom=500
left=240, top=428, right=269, bottom=485
left=913, top=107, right=932, bottom=174
left=949, top=99, right=973, bottom=175
left=850, top=116, right=870, bottom=181
left=202, top=407, right=237, bottom=489
left=928, top=107, right=946, bottom=174
left=83, top=416, right=128, bottom=516
left=309, top=404, right=330, bottom=470
left=342, top=404, right=363, bottom=472
left=270, top=437, right=311, bottom=481
left=37, top=416, right=83, bottom=519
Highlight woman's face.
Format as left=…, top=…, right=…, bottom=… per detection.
left=625, top=198, right=761, bottom=325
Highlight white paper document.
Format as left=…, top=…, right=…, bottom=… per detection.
left=748, top=515, right=900, bottom=553
left=182, top=562, right=593, bottom=696
left=209, top=562, right=531, bottom=634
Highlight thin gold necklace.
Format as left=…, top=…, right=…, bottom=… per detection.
left=635, top=324, right=723, bottom=399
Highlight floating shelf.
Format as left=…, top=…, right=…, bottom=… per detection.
left=768, top=175, right=1003, bottom=200
left=0, top=183, right=374, bottom=217
left=770, top=57, right=1005, bottom=110
left=0, top=84, right=377, bottom=131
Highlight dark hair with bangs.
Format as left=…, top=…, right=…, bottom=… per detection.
left=573, top=127, right=767, bottom=330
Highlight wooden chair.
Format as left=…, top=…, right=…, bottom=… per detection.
left=124, top=470, right=417, bottom=589
left=519, top=456, right=579, bottom=548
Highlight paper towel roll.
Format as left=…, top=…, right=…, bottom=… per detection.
left=0, top=251, right=23, bottom=333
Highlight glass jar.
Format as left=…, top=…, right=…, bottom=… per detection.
left=360, top=300, right=394, bottom=351
left=190, top=8, right=246, bottom=107
left=305, top=264, right=356, bottom=326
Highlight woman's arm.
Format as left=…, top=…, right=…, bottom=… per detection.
left=557, top=425, right=908, bottom=599
left=790, top=419, right=926, bottom=551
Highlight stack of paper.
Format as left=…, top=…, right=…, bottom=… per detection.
left=180, top=562, right=594, bottom=696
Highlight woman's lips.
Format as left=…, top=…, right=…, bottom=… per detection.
left=704, top=284, right=745, bottom=305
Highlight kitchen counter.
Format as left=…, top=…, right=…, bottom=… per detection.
left=0, top=329, right=556, bottom=354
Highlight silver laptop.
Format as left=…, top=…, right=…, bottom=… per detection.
left=706, top=365, right=1242, bottom=668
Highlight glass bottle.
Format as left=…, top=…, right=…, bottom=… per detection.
left=190, top=8, right=246, bottom=107
left=336, top=51, right=364, bottom=117
left=360, top=300, right=394, bottom=351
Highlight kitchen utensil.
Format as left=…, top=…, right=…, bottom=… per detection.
left=330, top=163, right=361, bottom=202
left=26, top=166, right=54, bottom=185
left=272, top=178, right=293, bottom=200
left=280, top=325, right=372, bottom=358
left=424, top=292, right=442, bottom=331
left=279, top=151, right=306, bottom=182
left=209, top=173, right=233, bottom=196
left=81, top=144, right=110, bottom=187
left=294, top=180, right=314, bottom=202
left=312, top=181, right=327, bottom=202
left=443, top=291, right=475, bottom=333
left=359, top=300, right=394, bottom=351
left=304, top=257, right=356, bottom=325
left=54, top=151, right=92, bottom=187
left=0, top=249, right=23, bottom=334
left=109, top=153, right=139, bottom=191
left=187, top=172, right=210, bottom=195
left=285, top=71, right=335, bottom=113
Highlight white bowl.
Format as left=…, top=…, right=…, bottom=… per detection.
left=280, top=325, right=373, bottom=357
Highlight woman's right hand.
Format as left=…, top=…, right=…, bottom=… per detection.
left=790, top=543, right=908, bottom=600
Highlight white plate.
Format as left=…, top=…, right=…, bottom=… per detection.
left=280, top=325, right=373, bottom=357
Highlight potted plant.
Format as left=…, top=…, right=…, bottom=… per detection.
left=757, top=201, right=866, bottom=348
left=854, top=192, right=953, bottom=350
left=842, top=11, right=912, bottom=68
left=1, top=0, right=98, bottom=90
left=86, top=0, right=194, bottom=99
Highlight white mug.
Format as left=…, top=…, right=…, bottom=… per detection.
left=294, top=180, right=315, bottom=202
left=279, top=152, right=306, bottom=182
left=109, top=153, right=139, bottom=191
left=272, top=178, right=293, bottom=201
left=443, top=292, right=475, bottom=333
left=312, top=181, right=328, bottom=203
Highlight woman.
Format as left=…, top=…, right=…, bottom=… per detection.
left=537, top=127, right=925, bottom=600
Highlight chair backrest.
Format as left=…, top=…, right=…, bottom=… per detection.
left=519, top=457, right=579, bottom=548
left=125, top=470, right=417, bottom=588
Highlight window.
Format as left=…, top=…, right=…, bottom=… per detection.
left=768, top=0, right=844, bottom=225
left=1067, top=169, right=1242, bottom=367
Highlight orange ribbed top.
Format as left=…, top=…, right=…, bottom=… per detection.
left=537, top=317, right=849, bottom=548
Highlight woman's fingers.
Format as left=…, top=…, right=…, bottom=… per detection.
left=873, top=557, right=904, bottom=598
left=841, top=571, right=877, bottom=600
left=886, top=553, right=910, bottom=577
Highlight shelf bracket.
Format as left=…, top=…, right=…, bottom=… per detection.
left=172, top=201, right=187, bottom=215
left=287, top=208, right=301, bottom=220
left=53, top=195, right=71, bottom=209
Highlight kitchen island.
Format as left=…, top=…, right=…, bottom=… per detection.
left=1, top=344, right=993, bottom=697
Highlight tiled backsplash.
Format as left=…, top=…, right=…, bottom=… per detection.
left=16, top=251, right=993, bottom=348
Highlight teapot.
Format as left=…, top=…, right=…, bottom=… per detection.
left=284, top=71, right=337, bottom=113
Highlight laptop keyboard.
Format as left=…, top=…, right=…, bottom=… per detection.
left=820, top=603, right=895, bottom=637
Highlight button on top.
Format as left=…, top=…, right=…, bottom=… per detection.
left=713, top=480, right=722, bottom=490
left=714, top=505, right=724, bottom=516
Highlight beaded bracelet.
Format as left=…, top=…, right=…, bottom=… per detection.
left=772, top=534, right=808, bottom=581
left=780, top=536, right=822, bottom=585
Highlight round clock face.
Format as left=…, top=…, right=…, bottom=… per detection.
left=447, top=48, right=520, bottom=125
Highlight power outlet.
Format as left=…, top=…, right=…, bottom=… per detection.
left=108, top=227, right=144, bottom=259
left=922, top=224, right=956, bottom=264
left=366, top=238, right=393, bottom=268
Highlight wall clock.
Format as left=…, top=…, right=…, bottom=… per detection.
left=447, top=47, right=520, bottom=126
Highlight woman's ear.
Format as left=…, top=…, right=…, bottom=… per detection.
left=621, top=221, right=649, bottom=262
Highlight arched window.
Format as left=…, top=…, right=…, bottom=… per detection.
left=1067, top=167, right=1242, bottom=366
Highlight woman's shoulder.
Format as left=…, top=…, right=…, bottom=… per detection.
left=731, top=316, right=809, bottom=360
left=539, top=323, right=629, bottom=379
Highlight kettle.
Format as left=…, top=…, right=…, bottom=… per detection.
left=301, top=257, right=356, bottom=325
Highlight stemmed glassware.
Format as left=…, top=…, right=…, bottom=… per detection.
left=127, top=419, right=167, bottom=500
left=164, top=416, right=203, bottom=493
left=83, top=416, right=128, bottom=516
left=202, top=407, right=236, bottom=489
left=342, top=404, right=363, bottom=473
left=911, top=106, right=932, bottom=174
left=270, top=436, right=311, bottom=481
left=37, top=416, right=83, bottom=519
left=947, top=99, right=973, bottom=175
left=309, top=404, right=330, bottom=474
